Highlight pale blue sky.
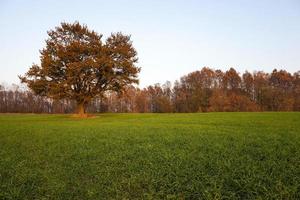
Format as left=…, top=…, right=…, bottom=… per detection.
left=0, top=0, right=299, bottom=87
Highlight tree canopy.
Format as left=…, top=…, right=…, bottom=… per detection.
left=20, top=22, right=140, bottom=116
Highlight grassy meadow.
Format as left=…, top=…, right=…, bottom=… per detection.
left=0, top=112, right=299, bottom=199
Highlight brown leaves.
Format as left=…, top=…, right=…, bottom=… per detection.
left=20, top=22, right=140, bottom=114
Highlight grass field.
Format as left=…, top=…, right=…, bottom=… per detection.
left=0, top=113, right=299, bottom=199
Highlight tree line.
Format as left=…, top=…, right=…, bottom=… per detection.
left=1, top=67, right=299, bottom=113
left=15, top=22, right=300, bottom=116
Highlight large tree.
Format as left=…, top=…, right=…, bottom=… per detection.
left=20, top=22, right=140, bottom=117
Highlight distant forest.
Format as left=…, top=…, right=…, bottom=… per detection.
left=1, top=67, right=299, bottom=113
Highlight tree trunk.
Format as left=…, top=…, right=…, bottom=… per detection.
left=76, top=102, right=87, bottom=117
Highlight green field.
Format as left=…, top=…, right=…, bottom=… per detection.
left=0, top=113, right=299, bottom=199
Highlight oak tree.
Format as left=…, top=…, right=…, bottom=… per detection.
left=20, top=22, right=140, bottom=117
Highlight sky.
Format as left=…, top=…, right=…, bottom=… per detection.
left=0, top=0, right=299, bottom=88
